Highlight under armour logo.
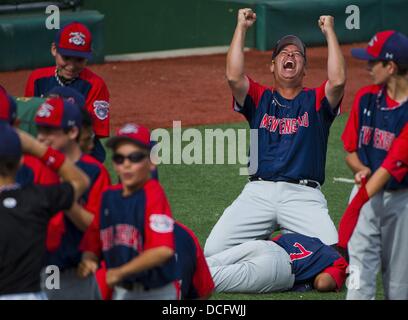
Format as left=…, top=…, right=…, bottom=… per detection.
left=385, top=52, right=394, bottom=59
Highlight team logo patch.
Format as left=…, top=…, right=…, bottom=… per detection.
left=149, top=214, right=174, bottom=233
left=93, top=100, right=109, bottom=120
left=368, top=35, right=377, bottom=47
left=36, top=103, right=54, bottom=118
left=3, top=197, right=17, bottom=209
left=119, top=124, right=139, bottom=135
left=69, top=32, right=86, bottom=46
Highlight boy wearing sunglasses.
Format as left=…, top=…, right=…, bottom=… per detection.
left=25, top=22, right=109, bottom=163
left=34, top=97, right=111, bottom=299
left=78, top=123, right=178, bottom=300
left=341, top=31, right=408, bottom=299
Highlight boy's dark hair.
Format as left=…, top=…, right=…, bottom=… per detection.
left=81, top=108, right=93, bottom=129
left=0, top=155, right=21, bottom=177
left=382, top=61, right=408, bottom=75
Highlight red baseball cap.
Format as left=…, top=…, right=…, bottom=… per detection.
left=55, top=22, right=93, bottom=60
left=0, top=85, right=17, bottom=125
left=35, top=97, right=82, bottom=130
left=106, top=123, right=152, bottom=150
left=351, top=30, right=408, bottom=64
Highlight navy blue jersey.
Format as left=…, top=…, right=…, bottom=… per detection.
left=81, top=180, right=177, bottom=290
left=46, top=154, right=110, bottom=270
left=273, top=233, right=347, bottom=287
left=25, top=66, right=110, bottom=138
left=174, top=223, right=214, bottom=299
left=342, top=85, right=408, bottom=190
left=235, top=77, right=339, bottom=185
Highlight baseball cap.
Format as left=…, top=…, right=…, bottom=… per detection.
left=55, top=22, right=93, bottom=60
left=106, top=123, right=152, bottom=150
left=351, top=30, right=408, bottom=64
left=47, top=86, right=86, bottom=109
left=0, top=123, right=22, bottom=158
left=35, top=97, right=82, bottom=130
left=272, top=35, right=306, bottom=60
left=0, top=86, right=17, bottom=125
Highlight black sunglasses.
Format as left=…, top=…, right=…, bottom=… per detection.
left=112, top=152, right=149, bottom=164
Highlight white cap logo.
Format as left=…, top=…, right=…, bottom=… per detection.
left=37, top=103, right=54, bottom=118
left=368, top=35, right=378, bottom=47
left=119, top=124, right=139, bottom=135
left=69, top=32, right=86, bottom=46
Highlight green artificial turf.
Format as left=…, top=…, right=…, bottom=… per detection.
left=103, top=113, right=385, bottom=300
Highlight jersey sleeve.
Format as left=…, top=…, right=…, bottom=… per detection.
left=233, top=76, right=267, bottom=121
left=83, top=165, right=111, bottom=216
left=381, top=123, right=408, bottom=182
left=315, top=80, right=341, bottom=123
left=86, top=79, right=110, bottom=138
left=143, top=184, right=175, bottom=251
left=42, top=182, right=75, bottom=217
left=341, top=89, right=366, bottom=153
left=24, top=155, right=60, bottom=185
left=321, top=256, right=348, bottom=291
left=79, top=197, right=103, bottom=256
left=24, top=71, right=36, bottom=97
left=190, top=233, right=215, bottom=298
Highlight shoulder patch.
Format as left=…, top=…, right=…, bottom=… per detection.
left=93, top=100, right=110, bottom=120
left=149, top=214, right=174, bottom=233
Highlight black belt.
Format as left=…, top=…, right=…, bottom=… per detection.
left=249, top=177, right=320, bottom=189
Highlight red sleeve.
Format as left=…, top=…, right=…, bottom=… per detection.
left=381, top=123, right=408, bottom=181
left=177, top=223, right=214, bottom=298
left=24, top=155, right=60, bottom=185
left=83, top=164, right=111, bottom=216
left=85, top=77, right=110, bottom=138
left=322, top=256, right=348, bottom=291
left=25, top=71, right=36, bottom=97
left=79, top=193, right=104, bottom=256
left=233, top=76, right=267, bottom=110
left=341, top=90, right=363, bottom=152
left=314, top=80, right=328, bottom=112
left=143, top=182, right=175, bottom=251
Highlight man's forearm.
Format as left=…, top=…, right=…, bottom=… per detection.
left=366, top=167, right=391, bottom=198
left=115, top=247, right=174, bottom=280
left=326, top=29, right=346, bottom=88
left=226, top=26, right=247, bottom=83
left=345, top=152, right=369, bottom=174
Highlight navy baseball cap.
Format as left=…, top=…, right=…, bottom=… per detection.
left=47, top=86, right=86, bottom=109
left=106, top=123, right=152, bottom=150
left=55, top=22, right=93, bottom=60
left=0, top=123, right=22, bottom=158
left=351, top=30, right=408, bottom=64
left=0, top=85, right=17, bottom=125
left=35, top=97, right=82, bottom=130
left=272, top=35, right=306, bottom=60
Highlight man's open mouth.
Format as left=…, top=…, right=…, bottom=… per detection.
left=283, top=60, right=296, bottom=70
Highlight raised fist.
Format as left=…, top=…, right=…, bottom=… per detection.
left=238, top=8, right=256, bottom=29
left=318, top=15, right=334, bottom=35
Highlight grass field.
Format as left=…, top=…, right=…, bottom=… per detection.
left=104, top=113, right=385, bottom=300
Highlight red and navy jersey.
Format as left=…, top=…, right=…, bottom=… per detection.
left=342, top=85, right=408, bottom=190
left=174, top=222, right=214, bottom=299
left=25, top=66, right=110, bottom=138
left=80, top=179, right=177, bottom=290
left=382, top=123, right=408, bottom=182
left=273, top=233, right=347, bottom=289
left=46, top=154, right=111, bottom=269
left=236, top=77, right=340, bottom=185
left=16, top=155, right=59, bottom=187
